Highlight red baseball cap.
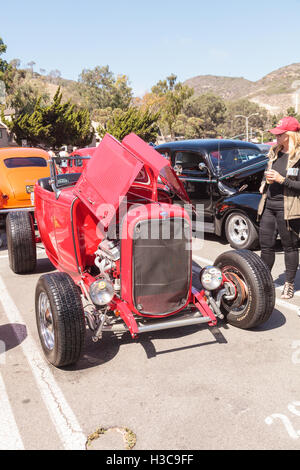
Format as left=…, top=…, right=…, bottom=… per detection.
left=269, top=116, right=300, bottom=134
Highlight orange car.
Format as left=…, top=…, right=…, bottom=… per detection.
left=0, top=147, right=50, bottom=220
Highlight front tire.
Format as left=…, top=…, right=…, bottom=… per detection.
left=225, top=212, right=258, bottom=250
left=6, top=211, right=36, bottom=273
left=214, top=249, right=275, bottom=329
left=35, top=272, right=86, bottom=367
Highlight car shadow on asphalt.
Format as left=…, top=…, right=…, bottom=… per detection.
left=0, top=323, right=28, bottom=355
left=19, top=257, right=57, bottom=276
left=138, top=323, right=228, bottom=359
left=0, top=231, right=7, bottom=251
left=34, top=258, right=56, bottom=274
left=201, top=232, right=229, bottom=247
left=62, top=322, right=229, bottom=372
left=60, top=306, right=287, bottom=372
left=250, top=308, right=286, bottom=332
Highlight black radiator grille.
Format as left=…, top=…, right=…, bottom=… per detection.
left=132, top=217, right=191, bottom=315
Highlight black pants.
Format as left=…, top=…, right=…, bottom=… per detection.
left=259, top=199, right=300, bottom=283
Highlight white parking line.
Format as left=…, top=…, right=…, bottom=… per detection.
left=193, top=254, right=300, bottom=313
left=0, top=372, right=25, bottom=450
left=0, top=276, right=86, bottom=450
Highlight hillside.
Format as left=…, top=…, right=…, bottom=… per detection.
left=9, top=63, right=300, bottom=116
left=184, top=63, right=300, bottom=114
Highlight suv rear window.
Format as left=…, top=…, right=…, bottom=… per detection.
left=4, top=157, right=47, bottom=168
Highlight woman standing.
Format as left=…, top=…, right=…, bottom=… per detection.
left=258, top=116, right=300, bottom=299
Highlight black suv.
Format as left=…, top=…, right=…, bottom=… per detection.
left=156, top=139, right=268, bottom=250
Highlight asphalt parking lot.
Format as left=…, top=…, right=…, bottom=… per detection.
left=0, top=231, right=300, bottom=450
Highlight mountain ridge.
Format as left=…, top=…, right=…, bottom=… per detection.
left=184, top=63, right=300, bottom=113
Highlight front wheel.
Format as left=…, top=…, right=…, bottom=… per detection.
left=35, top=272, right=86, bottom=367
left=225, top=212, right=258, bottom=250
left=214, top=250, right=275, bottom=329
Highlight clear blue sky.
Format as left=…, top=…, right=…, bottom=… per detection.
left=2, top=0, right=300, bottom=96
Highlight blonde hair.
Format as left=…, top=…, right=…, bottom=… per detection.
left=286, top=130, right=300, bottom=158
left=268, top=130, right=300, bottom=163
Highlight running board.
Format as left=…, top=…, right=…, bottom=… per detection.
left=102, top=312, right=212, bottom=335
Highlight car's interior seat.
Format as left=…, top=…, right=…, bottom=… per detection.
left=38, top=173, right=82, bottom=192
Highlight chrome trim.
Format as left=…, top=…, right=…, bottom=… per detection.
left=101, top=311, right=211, bottom=334
left=0, top=207, right=34, bottom=214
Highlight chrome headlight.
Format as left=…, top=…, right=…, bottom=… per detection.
left=89, top=279, right=114, bottom=306
left=200, top=266, right=223, bottom=291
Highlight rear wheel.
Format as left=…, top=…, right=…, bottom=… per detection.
left=6, top=211, right=36, bottom=273
left=35, top=272, right=86, bottom=367
left=225, top=212, right=258, bottom=250
left=214, top=249, right=275, bottom=329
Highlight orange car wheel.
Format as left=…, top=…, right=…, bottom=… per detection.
left=6, top=211, right=36, bottom=273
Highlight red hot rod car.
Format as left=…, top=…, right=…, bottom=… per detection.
left=6, top=133, right=275, bottom=367
left=60, top=146, right=97, bottom=174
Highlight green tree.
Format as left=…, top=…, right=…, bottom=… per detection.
left=0, top=37, right=8, bottom=74
left=173, top=114, right=204, bottom=139
left=0, top=36, right=12, bottom=99
left=286, top=106, right=300, bottom=121
left=151, top=74, right=193, bottom=139
left=79, top=65, right=133, bottom=112
left=182, top=93, right=226, bottom=138
left=97, top=106, right=160, bottom=142
left=92, top=107, right=116, bottom=134
left=7, top=69, right=50, bottom=116
left=8, top=87, right=93, bottom=149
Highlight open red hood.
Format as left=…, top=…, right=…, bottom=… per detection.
left=74, top=133, right=191, bottom=229
left=123, top=133, right=191, bottom=205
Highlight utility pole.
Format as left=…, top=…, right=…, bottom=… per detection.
left=235, top=113, right=259, bottom=141
left=292, top=80, right=300, bottom=114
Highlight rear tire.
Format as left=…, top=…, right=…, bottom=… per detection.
left=225, top=212, right=259, bottom=250
left=214, top=249, right=275, bottom=329
left=35, top=272, right=86, bottom=367
left=6, top=211, right=36, bottom=273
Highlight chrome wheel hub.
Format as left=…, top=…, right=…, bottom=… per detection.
left=228, top=215, right=249, bottom=245
left=39, top=292, right=55, bottom=350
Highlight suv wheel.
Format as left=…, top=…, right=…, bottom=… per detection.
left=225, top=212, right=258, bottom=250
left=35, top=272, right=86, bottom=367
